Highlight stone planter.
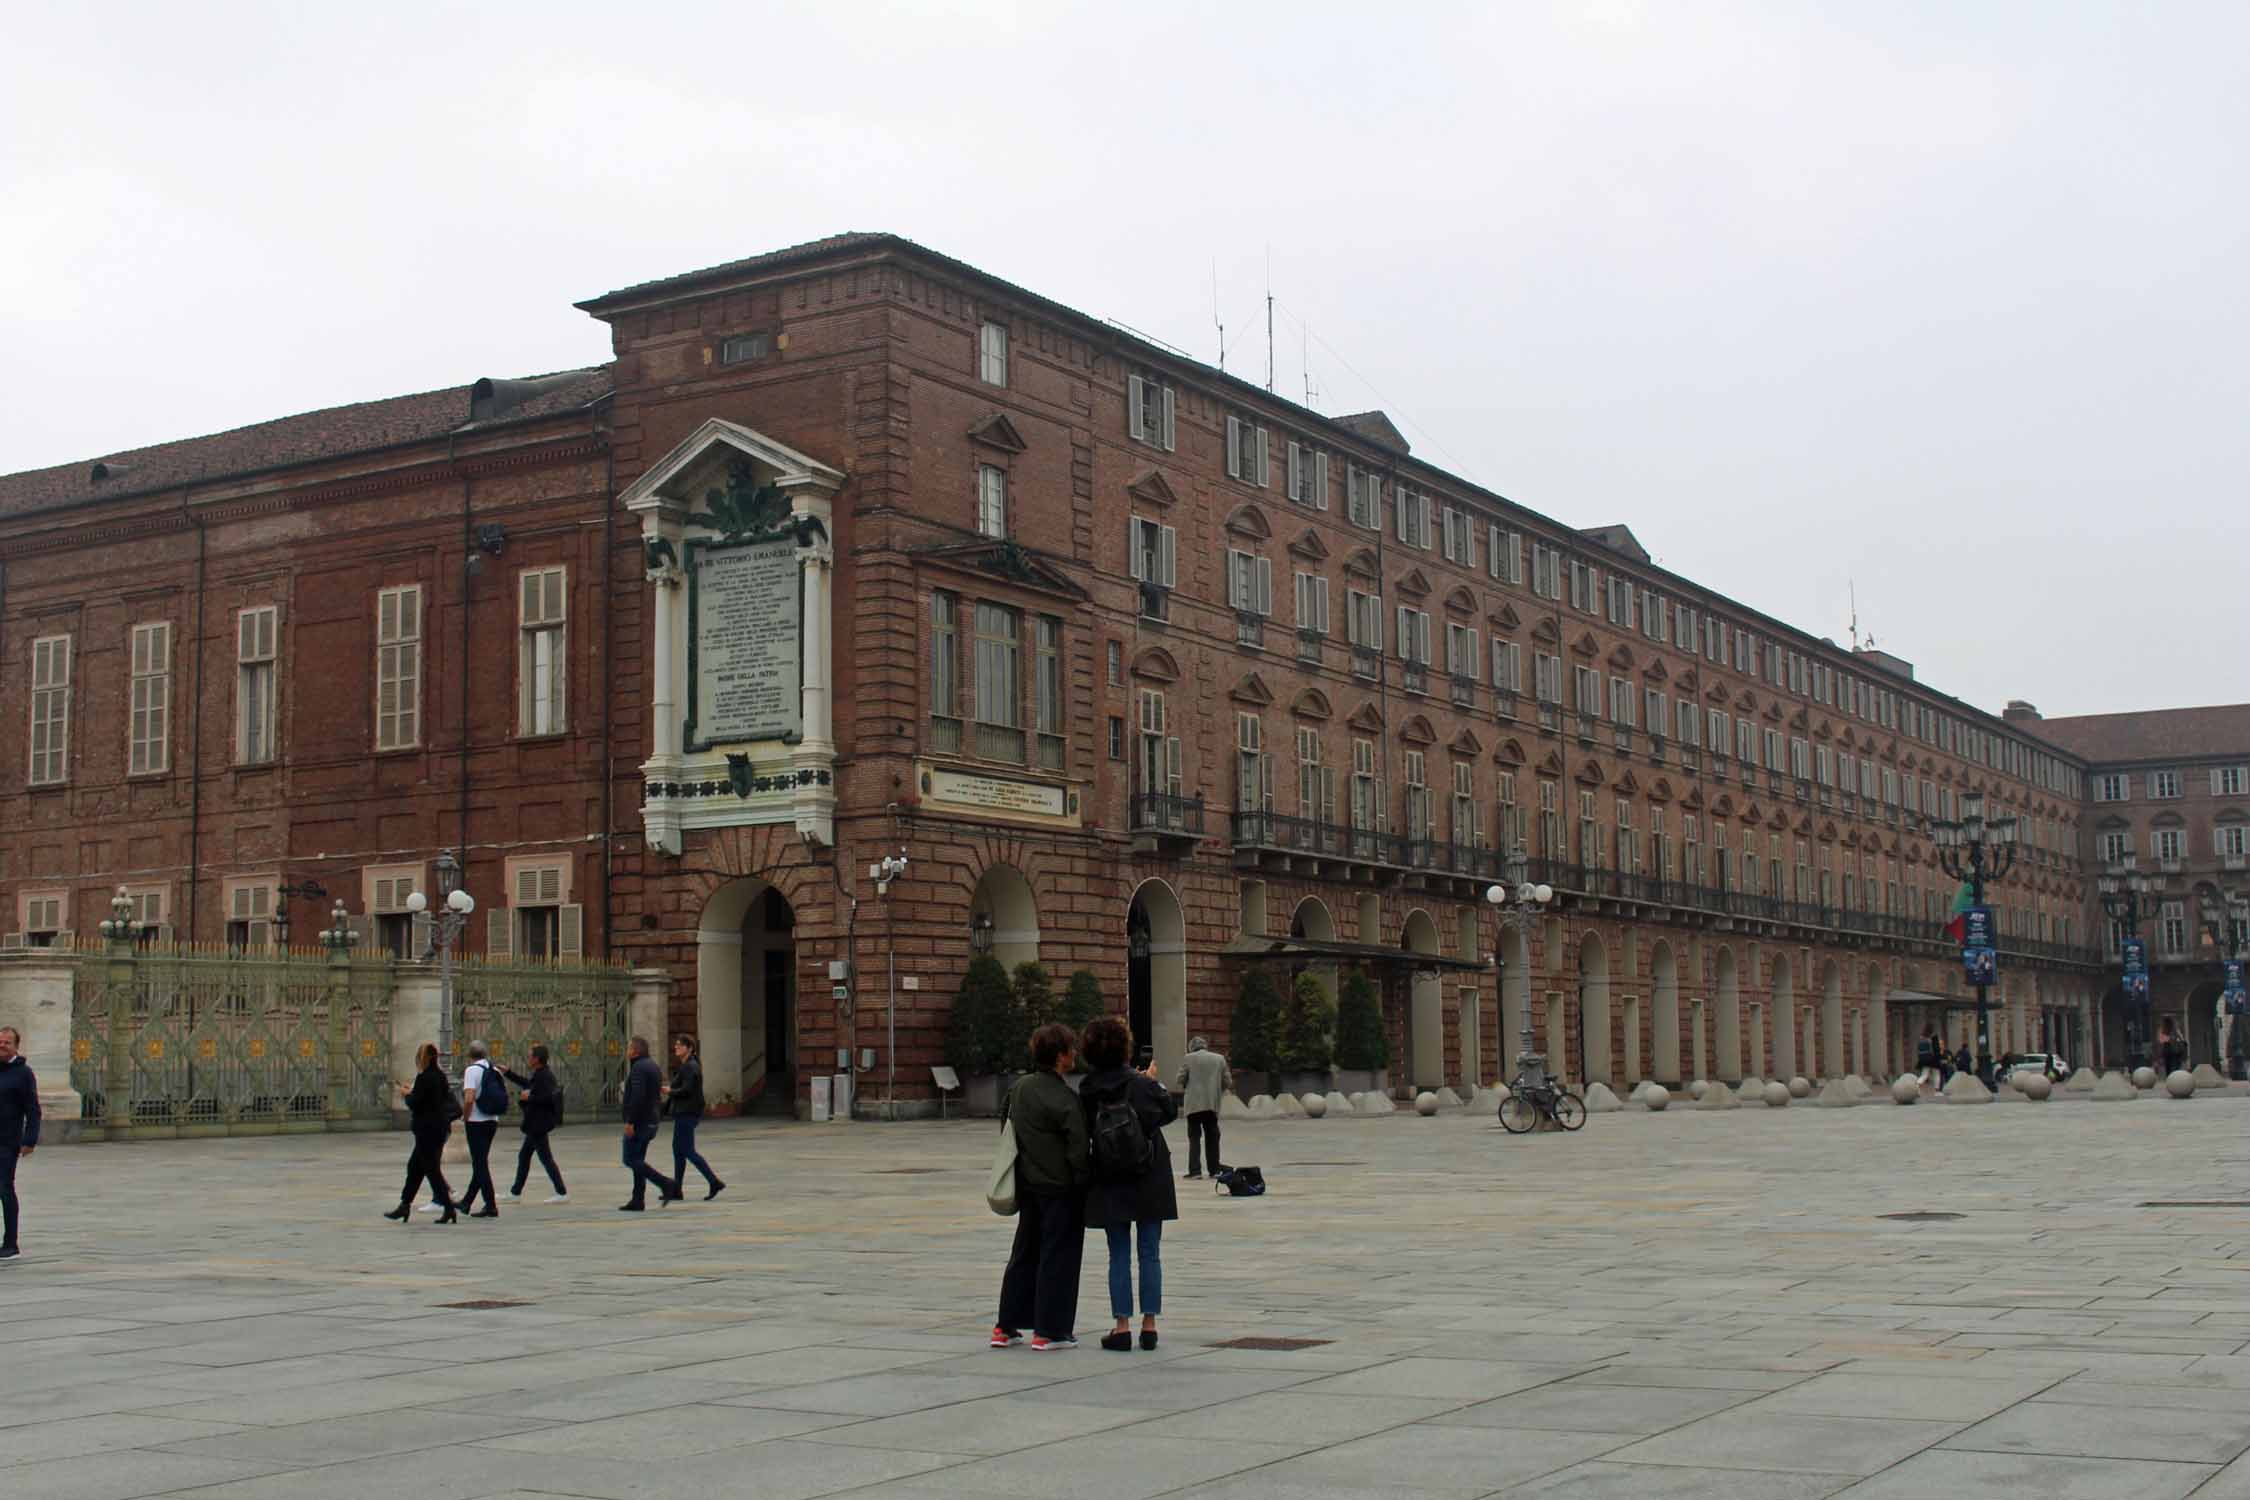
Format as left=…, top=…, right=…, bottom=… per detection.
left=1278, top=1069, right=1333, bottom=1099
left=1333, top=1068, right=1388, bottom=1098
left=963, top=1071, right=1025, bottom=1117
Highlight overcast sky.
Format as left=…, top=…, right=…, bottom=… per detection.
left=5, top=2, right=2243, bottom=721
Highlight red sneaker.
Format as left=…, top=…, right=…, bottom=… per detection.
left=1029, top=1335, right=1079, bottom=1351
left=989, top=1326, right=1022, bottom=1348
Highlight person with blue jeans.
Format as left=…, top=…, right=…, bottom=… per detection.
left=618, top=1035, right=680, bottom=1212
left=664, top=1034, right=725, bottom=1202
left=1076, top=1015, right=1177, bottom=1351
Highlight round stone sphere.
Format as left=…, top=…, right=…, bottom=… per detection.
left=1788, top=1076, right=1812, bottom=1099
left=1414, top=1091, right=1440, bottom=1116
left=1890, top=1074, right=1921, bottom=1105
left=2017, top=1072, right=2052, bottom=1101
left=1687, top=1079, right=1709, bottom=1100
left=2165, top=1070, right=2195, bottom=1099
left=1301, top=1092, right=1329, bottom=1118
left=1764, top=1081, right=1792, bottom=1108
left=1644, top=1086, right=1669, bottom=1111
left=2132, top=1066, right=2158, bottom=1090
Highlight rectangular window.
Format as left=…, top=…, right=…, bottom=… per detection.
left=1350, top=738, right=1380, bottom=835
left=1492, top=640, right=1521, bottom=696
left=1225, top=414, right=1271, bottom=486
left=1452, top=762, right=1479, bottom=848
left=1574, top=665, right=1603, bottom=718
left=1392, top=607, right=1432, bottom=667
left=375, top=585, right=422, bottom=750
left=226, top=881, right=275, bottom=953
left=977, top=464, right=1008, bottom=538
left=1568, top=557, right=1594, bottom=612
left=2148, top=769, right=2182, bottom=799
left=1393, top=487, right=1433, bottom=549
left=1489, top=525, right=1522, bottom=584
left=1678, top=700, right=1702, bottom=748
left=718, top=332, right=769, bottom=365
left=1034, top=616, right=1064, bottom=771
left=2161, top=901, right=2189, bottom=957
left=1347, top=590, right=1385, bottom=652
left=1236, top=713, right=1272, bottom=814
left=2154, top=827, right=2185, bottom=863
left=2214, top=766, right=2247, bottom=797
left=1609, top=676, right=1635, bottom=726
left=517, top=567, right=567, bottom=736
left=1346, top=463, right=1382, bottom=530
left=1446, top=623, right=1479, bottom=679
left=1404, top=751, right=1431, bottom=842
left=1285, top=442, right=1329, bottom=509
left=1127, top=373, right=1177, bottom=450
left=128, top=621, right=171, bottom=775
left=973, top=603, right=1022, bottom=762
left=930, top=593, right=961, bottom=752
left=18, top=893, right=65, bottom=947
left=28, top=634, right=71, bottom=785
left=979, top=320, right=1009, bottom=385
left=1579, top=789, right=1601, bottom=867
left=1441, top=506, right=1475, bottom=566
left=1297, top=728, right=1335, bottom=824
left=2218, top=824, right=2247, bottom=861
left=1127, top=516, right=1178, bottom=591
left=502, top=863, right=580, bottom=962
left=1498, top=770, right=1522, bottom=850
left=1534, top=651, right=1562, bottom=706
left=236, top=605, right=278, bottom=764
left=1107, top=716, right=1124, bottom=761
left=1646, top=689, right=1670, bottom=741
left=1137, top=690, right=1181, bottom=797
left=1293, top=571, right=1331, bottom=634
left=1106, top=639, right=1122, bottom=687
left=1226, top=550, right=1274, bottom=616
left=1530, top=542, right=1560, bottom=600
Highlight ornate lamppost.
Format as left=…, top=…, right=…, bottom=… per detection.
left=406, top=850, right=477, bottom=1083
left=1484, top=843, right=1556, bottom=1088
left=272, top=880, right=329, bottom=951
left=1932, top=790, right=2017, bottom=1086
left=97, top=886, right=141, bottom=947
left=2098, top=860, right=2165, bottom=1071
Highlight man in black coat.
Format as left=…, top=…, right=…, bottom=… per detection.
left=619, top=1036, right=681, bottom=1211
left=504, top=1044, right=568, bottom=1202
left=0, top=1025, right=41, bottom=1259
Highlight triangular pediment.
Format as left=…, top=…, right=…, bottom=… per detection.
left=1343, top=547, right=1382, bottom=581
left=1291, top=688, right=1332, bottom=720
left=1791, top=706, right=1810, bottom=730
left=1531, top=617, right=1560, bottom=645
left=1608, top=644, right=1637, bottom=672
left=1222, top=503, right=1272, bottom=542
left=1401, top=714, right=1437, bottom=746
left=1616, top=770, right=1642, bottom=796
left=1794, top=813, right=1814, bottom=835
left=1736, top=690, right=1759, bottom=712
left=967, top=412, right=1028, bottom=453
left=1763, top=699, right=1784, bottom=722
left=1706, top=679, right=1730, bottom=703
left=1648, top=778, right=1672, bottom=803
left=1681, top=785, right=1704, bottom=811
left=1841, top=828, right=1861, bottom=850
left=1444, top=586, right=1476, bottom=618
left=1814, top=719, right=1833, bottom=742
left=1711, top=794, right=1734, bottom=818
left=1741, top=801, right=1763, bottom=824
left=1769, top=806, right=1791, bottom=830
left=1644, top=657, right=1669, bottom=684
left=1496, top=738, right=1527, bottom=766
left=1127, top=468, right=1181, bottom=508
left=1130, top=646, right=1181, bottom=683
left=1450, top=727, right=1483, bottom=756
left=1572, top=631, right=1601, bottom=659
left=914, top=538, right=1088, bottom=600
left=1488, top=601, right=1522, bottom=632
left=618, top=415, right=847, bottom=518
left=1576, top=758, right=1607, bottom=787
left=1230, top=671, right=1275, bottom=707
left=1287, top=527, right=1330, bottom=562
left=1396, top=568, right=1432, bottom=599
left=1677, top=667, right=1699, bottom=694
left=1538, top=751, right=1565, bottom=777
left=1346, top=701, right=1386, bottom=734
left=1819, top=820, right=1840, bottom=841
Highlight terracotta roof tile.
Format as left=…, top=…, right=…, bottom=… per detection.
left=2028, top=704, right=2250, bottom=765
left=0, top=367, right=611, bottom=520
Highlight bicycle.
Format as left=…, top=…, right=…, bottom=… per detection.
left=1498, top=1073, right=1585, bottom=1133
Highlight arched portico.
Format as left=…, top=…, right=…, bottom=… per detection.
left=1714, top=946, right=1742, bottom=1081
left=1403, top=909, right=1444, bottom=1090
left=1579, top=931, right=1612, bottom=1085
left=1772, top=956, right=1797, bottom=1080
left=1128, top=880, right=1187, bottom=1077
left=1820, top=959, right=1844, bottom=1080
left=695, top=878, right=797, bottom=1114
left=970, top=864, right=1040, bottom=972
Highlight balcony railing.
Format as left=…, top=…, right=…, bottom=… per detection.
left=1402, top=662, right=1429, bottom=695
left=1296, top=629, right=1325, bottom=665
left=974, top=721, right=1025, bottom=763
left=1494, top=688, right=1519, bottom=721
left=1649, top=735, right=1667, bottom=765
left=1450, top=675, right=1477, bottom=709
left=1236, top=611, right=1266, bottom=649
left=1351, top=645, right=1382, bottom=681
left=1130, top=792, right=1205, bottom=837
left=1138, top=582, right=1170, bottom=622
left=1537, top=701, right=1560, bottom=732
left=1576, top=713, right=1597, bottom=744
left=1612, top=726, right=1634, bottom=753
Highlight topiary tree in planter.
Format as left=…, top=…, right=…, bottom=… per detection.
left=1332, top=967, right=1389, bottom=1093
left=1011, top=961, right=1056, bottom=1031
left=945, top=956, right=1021, bottom=1111
left=1230, top=968, right=1283, bottom=1093
left=1056, top=968, right=1105, bottom=1035
left=1277, top=971, right=1336, bottom=1091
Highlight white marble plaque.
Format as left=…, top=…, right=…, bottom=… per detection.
left=690, top=540, right=801, bottom=746
left=927, top=768, right=1068, bottom=818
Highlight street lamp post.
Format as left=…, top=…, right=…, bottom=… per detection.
left=406, top=850, right=477, bottom=1085
left=2098, top=860, right=2166, bottom=1071
left=272, top=880, right=329, bottom=952
left=1932, top=791, right=2017, bottom=1087
left=1484, top=844, right=1556, bottom=1089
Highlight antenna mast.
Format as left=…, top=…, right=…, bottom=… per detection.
left=1264, top=246, right=1275, bottom=394
left=1212, top=262, right=1225, bottom=372
left=1849, top=582, right=1861, bottom=652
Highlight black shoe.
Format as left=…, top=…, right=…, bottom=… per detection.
left=706, top=1181, right=726, bottom=1202
left=470, top=1206, right=498, bottom=1218
left=1100, top=1331, right=1133, bottom=1352
left=0, top=1245, right=19, bottom=1259
left=436, top=1205, right=458, bottom=1225
left=659, top=1187, right=683, bottom=1205
left=1140, top=1329, right=1158, bottom=1351
left=384, top=1204, right=410, bottom=1222
left=1183, top=1172, right=1203, bottom=1180
left=619, top=1201, right=646, bottom=1212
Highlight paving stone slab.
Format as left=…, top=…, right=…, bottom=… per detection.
left=1603, top=1411, right=1962, bottom=1474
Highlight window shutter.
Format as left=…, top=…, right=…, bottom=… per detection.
left=1255, top=557, right=1273, bottom=615
left=1315, top=577, right=1330, bottom=631
left=247, top=919, right=271, bottom=952
left=1158, top=526, right=1177, bottom=587
left=1287, top=440, right=1302, bottom=500
left=1255, top=426, right=1269, bottom=487
left=1226, top=415, right=1242, bottom=479
left=557, top=905, right=583, bottom=959
left=1164, top=736, right=1182, bottom=796
left=1128, top=374, right=1146, bottom=441
left=1226, top=551, right=1244, bottom=608
left=1396, top=606, right=1409, bottom=658
left=487, top=907, right=513, bottom=959
left=1127, top=518, right=1143, bottom=581
left=1313, top=453, right=1328, bottom=510
left=1397, top=491, right=1410, bottom=543
left=1160, top=386, right=1176, bottom=450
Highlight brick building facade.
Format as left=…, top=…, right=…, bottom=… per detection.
left=4, top=232, right=2215, bottom=1115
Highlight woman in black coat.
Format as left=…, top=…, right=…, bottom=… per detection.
left=386, top=1042, right=458, bottom=1224
left=503, top=1044, right=568, bottom=1201
left=1077, top=1015, right=1178, bottom=1351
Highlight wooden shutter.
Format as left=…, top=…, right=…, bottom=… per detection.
left=486, top=907, right=513, bottom=959
left=1128, top=374, right=1146, bottom=442
left=1128, top=518, right=1143, bottom=580
left=1254, top=557, right=1273, bottom=615
left=1158, top=525, right=1177, bottom=587
left=1226, top=415, right=1242, bottom=479
left=1160, top=386, right=1176, bottom=450
left=557, top=905, right=583, bottom=958
left=1255, top=426, right=1269, bottom=486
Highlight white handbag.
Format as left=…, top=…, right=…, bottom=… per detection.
left=986, top=1117, right=1020, bottom=1216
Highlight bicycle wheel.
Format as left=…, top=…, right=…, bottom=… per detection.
left=1498, top=1094, right=1538, bottom=1133
left=1552, top=1092, right=1587, bottom=1131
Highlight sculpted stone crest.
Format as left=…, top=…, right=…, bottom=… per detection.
left=692, top=459, right=792, bottom=540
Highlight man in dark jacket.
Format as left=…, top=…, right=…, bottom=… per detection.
left=619, top=1036, right=681, bottom=1211
left=663, top=1034, right=725, bottom=1202
left=993, top=1023, right=1090, bottom=1351
left=503, top=1044, right=568, bottom=1203
left=0, top=1026, right=40, bottom=1259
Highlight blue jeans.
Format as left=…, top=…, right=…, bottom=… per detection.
left=621, top=1122, right=675, bottom=1205
left=1103, top=1220, right=1162, bottom=1319
left=671, top=1113, right=718, bottom=1189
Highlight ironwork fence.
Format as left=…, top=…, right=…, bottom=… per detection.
left=453, top=956, right=633, bottom=1123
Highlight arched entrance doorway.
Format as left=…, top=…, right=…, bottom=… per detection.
left=1651, top=940, right=1681, bottom=1085
left=971, top=864, right=1040, bottom=973
left=1772, top=956, right=1797, bottom=1080
left=1127, top=881, right=1187, bottom=1074
left=1714, top=946, right=1742, bottom=1081
left=1402, top=909, right=1443, bottom=1090
left=1579, top=931, right=1612, bottom=1086
left=1820, top=960, right=1844, bottom=1081
left=696, top=880, right=797, bottom=1115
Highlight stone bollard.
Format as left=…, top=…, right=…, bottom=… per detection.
left=1942, top=1072, right=1994, bottom=1104
left=1644, top=1085, right=1670, bottom=1111
left=2165, top=1070, right=2196, bottom=1099
left=2092, top=1072, right=2139, bottom=1102
left=1764, top=1081, right=1792, bottom=1108
left=2018, top=1072, right=2052, bottom=1101
left=1814, top=1078, right=1856, bottom=1108
left=1890, top=1074, right=1921, bottom=1105
left=2132, top=1066, right=2158, bottom=1090
left=1582, top=1082, right=1624, bottom=1112
left=1698, top=1079, right=1739, bottom=1110
left=2192, top=1064, right=2226, bottom=1091
left=2063, top=1067, right=2098, bottom=1093
left=1788, top=1076, right=1813, bottom=1099
left=1413, top=1091, right=1439, bottom=1116
left=1688, top=1079, right=1709, bottom=1100
left=1322, top=1090, right=1354, bottom=1117
left=1301, top=1092, right=1329, bottom=1118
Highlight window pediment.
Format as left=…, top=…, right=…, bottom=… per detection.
left=1287, top=527, right=1330, bottom=562
left=1538, top=751, right=1565, bottom=777
left=1127, top=468, right=1180, bottom=508
left=1607, top=644, right=1637, bottom=672
left=967, top=412, right=1028, bottom=454
left=1450, top=727, right=1483, bottom=756
left=1401, top=714, right=1437, bottom=746
left=1531, top=617, right=1561, bottom=645
left=1230, top=671, right=1275, bottom=707
left=1616, top=770, right=1641, bottom=796
left=1291, top=688, right=1333, bottom=720
left=1222, top=503, right=1272, bottom=542
left=1444, top=586, right=1476, bottom=618
left=1346, top=701, right=1386, bottom=734
left=1496, top=737, right=1526, bottom=766
left=1396, top=568, right=1432, bottom=600
left=1576, top=758, right=1607, bottom=787
left=1681, top=785, right=1704, bottom=811
left=1488, top=601, right=1522, bottom=632
left=1130, top=646, right=1181, bottom=683
left=1644, top=657, right=1669, bottom=684
left=1648, top=777, right=1672, bottom=803
left=1343, top=547, right=1382, bottom=581
left=1572, top=631, right=1601, bottom=659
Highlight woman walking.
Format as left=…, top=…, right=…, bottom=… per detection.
left=664, top=1035, right=725, bottom=1202
left=992, top=1022, right=1090, bottom=1352
left=386, top=1042, right=458, bottom=1224
left=503, top=1044, right=568, bottom=1202
left=1078, top=1016, right=1177, bottom=1351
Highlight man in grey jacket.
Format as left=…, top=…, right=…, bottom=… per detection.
left=1173, top=1037, right=1231, bottom=1180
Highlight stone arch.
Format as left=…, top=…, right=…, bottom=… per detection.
left=1772, top=953, right=1798, bottom=1080
left=970, top=863, right=1041, bottom=972
left=695, top=877, right=799, bottom=1115
left=1579, top=930, right=1612, bottom=1086
left=1820, top=958, right=1844, bottom=1080
left=1289, top=896, right=1340, bottom=1014
left=1714, top=944, right=1743, bottom=1082
left=1402, top=908, right=1444, bottom=1091
left=1652, top=939, right=1682, bottom=1085
left=1127, top=879, right=1188, bottom=1077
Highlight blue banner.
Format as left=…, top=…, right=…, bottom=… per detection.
left=2123, top=937, right=2148, bottom=977
left=1963, top=947, right=1997, bottom=984
left=1962, top=906, right=1996, bottom=949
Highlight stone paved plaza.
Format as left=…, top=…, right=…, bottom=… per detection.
left=9, top=1090, right=2250, bottom=1499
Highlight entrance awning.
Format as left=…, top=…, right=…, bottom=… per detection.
left=1220, top=936, right=1492, bottom=975
left=1888, top=987, right=1980, bottom=1012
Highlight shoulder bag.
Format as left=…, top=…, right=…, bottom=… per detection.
left=986, top=1117, right=1020, bottom=1216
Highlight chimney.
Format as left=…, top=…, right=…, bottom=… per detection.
left=2002, top=700, right=2041, bottom=724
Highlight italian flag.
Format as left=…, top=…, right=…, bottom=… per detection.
left=1942, top=882, right=1974, bottom=943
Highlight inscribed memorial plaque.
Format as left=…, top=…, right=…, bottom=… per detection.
left=689, top=539, right=801, bottom=747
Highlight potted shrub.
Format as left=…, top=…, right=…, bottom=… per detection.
left=1332, top=968, right=1389, bottom=1097
left=1056, top=969, right=1105, bottom=1034
left=1012, top=961, right=1056, bottom=1029
left=1230, top=968, right=1283, bottom=1098
left=1276, top=972, right=1336, bottom=1097
left=945, top=955, right=1022, bottom=1115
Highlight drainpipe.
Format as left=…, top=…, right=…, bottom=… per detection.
left=457, top=467, right=473, bottom=880
left=596, top=424, right=616, bottom=958
left=184, top=503, right=209, bottom=940
left=827, top=849, right=859, bottom=1116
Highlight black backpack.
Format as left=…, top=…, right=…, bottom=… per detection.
left=1214, top=1165, right=1266, bottom=1197
left=475, top=1062, right=510, bottom=1118
left=1090, top=1088, right=1151, bottom=1180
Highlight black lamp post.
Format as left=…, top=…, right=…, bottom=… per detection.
left=408, top=851, right=477, bottom=1082
left=2098, top=860, right=2166, bottom=1071
left=273, top=879, right=329, bottom=951
left=1932, top=790, right=2017, bottom=1086
left=1484, top=843, right=1556, bottom=1089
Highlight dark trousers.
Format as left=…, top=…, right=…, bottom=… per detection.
left=0, top=1144, right=18, bottom=1249
left=671, top=1113, right=718, bottom=1190
left=996, top=1188, right=1084, bottom=1340
left=512, top=1129, right=566, bottom=1195
left=462, top=1120, right=499, bottom=1210
left=1186, top=1110, right=1222, bottom=1176
left=622, top=1122, right=676, bottom=1206
left=399, top=1123, right=453, bottom=1208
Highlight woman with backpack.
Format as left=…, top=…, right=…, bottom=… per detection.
left=1078, top=1015, right=1177, bottom=1352
left=385, top=1042, right=458, bottom=1224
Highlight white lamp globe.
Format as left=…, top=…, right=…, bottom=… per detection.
left=1534, top=884, right=1554, bottom=904
left=447, top=889, right=476, bottom=915
left=405, top=891, right=428, bottom=914
left=1485, top=884, right=1506, bottom=906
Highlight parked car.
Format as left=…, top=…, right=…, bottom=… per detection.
left=2006, top=1053, right=2066, bottom=1080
